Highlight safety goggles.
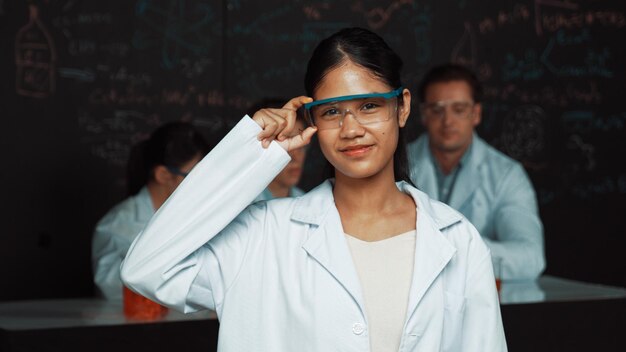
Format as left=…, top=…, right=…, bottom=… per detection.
left=303, top=87, right=403, bottom=130
left=421, top=100, right=475, bottom=120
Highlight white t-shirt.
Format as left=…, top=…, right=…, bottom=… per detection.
left=345, top=230, right=416, bottom=352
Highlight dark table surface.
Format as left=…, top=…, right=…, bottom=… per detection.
left=1, top=275, right=624, bottom=351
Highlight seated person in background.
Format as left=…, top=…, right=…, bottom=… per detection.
left=407, top=63, right=545, bottom=280
left=249, top=99, right=308, bottom=201
left=92, top=122, right=209, bottom=300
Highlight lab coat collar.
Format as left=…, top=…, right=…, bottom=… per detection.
left=291, top=179, right=463, bottom=230
left=399, top=181, right=460, bottom=318
left=293, top=180, right=366, bottom=316
left=293, top=179, right=461, bottom=320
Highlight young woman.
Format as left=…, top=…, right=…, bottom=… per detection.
left=122, top=28, right=506, bottom=351
left=93, top=122, right=208, bottom=300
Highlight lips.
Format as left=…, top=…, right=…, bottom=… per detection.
left=339, top=144, right=373, bottom=156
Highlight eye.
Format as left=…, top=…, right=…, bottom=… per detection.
left=428, top=105, right=444, bottom=115
left=452, top=103, right=470, bottom=114
left=317, top=106, right=341, bottom=120
left=360, top=101, right=382, bottom=113
left=362, top=102, right=379, bottom=110
left=321, top=107, right=341, bottom=116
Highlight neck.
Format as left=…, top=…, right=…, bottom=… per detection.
left=333, top=162, right=416, bottom=242
left=333, top=163, right=404, bottom=216
left=146, top=182, right=169, bottom=210
left=430, top=142, right=471, bottom=175
left=267, top=181, right=290, bottom=198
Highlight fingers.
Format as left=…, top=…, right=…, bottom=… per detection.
left=283, top=96, right=313, bottom=111
left=255, top=109, right=287, bottom=146
left=284, top=126, right=317, bottom=151
left=252, top=96, right=313, bottom=148
left=277, top=112, right=295, bottom=142
left=276, top=96, right=312, bottom=141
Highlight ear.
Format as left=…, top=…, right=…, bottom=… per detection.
left=153, top=165, right=174, bottom=185
left=472, top=103, right=482, bottom=127
left=398, top=88, right=411, bottom=128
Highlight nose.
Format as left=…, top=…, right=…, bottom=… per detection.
left=339, top=110, right=365, bottom=139
left=440, top=107, right=455, bottom=126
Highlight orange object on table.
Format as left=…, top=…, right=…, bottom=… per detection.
left=123, top=286, right=168, bottom=320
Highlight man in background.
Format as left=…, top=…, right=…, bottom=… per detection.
left=408, top=63, right=545, bottom=280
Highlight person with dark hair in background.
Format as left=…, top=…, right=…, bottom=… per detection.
left=408, top=63, right=545, bottom=280
left=92, top=122, right=209, bottom=300
left=248, top=99, right=307, bottom=201
left=121, top=28, right=506, bottom=351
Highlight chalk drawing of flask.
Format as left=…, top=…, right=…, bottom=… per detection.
left=15, top=4, right=57, bottom=98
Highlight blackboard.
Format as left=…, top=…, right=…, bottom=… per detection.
left=0, top=0, right=624, bottom=300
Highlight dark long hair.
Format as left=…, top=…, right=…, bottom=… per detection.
left=304, top=27, right=413, bottom=185
left=127, top=122, right=209, bottom=195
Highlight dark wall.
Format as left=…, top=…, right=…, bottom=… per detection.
left=0, top=0, right=624, bottom=300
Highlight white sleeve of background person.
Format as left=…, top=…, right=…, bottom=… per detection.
left=120, top=115, right=290, bottom=311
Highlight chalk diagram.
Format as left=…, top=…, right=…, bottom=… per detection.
left=451, top=22, right=477, bottom=67
left=351, top=0, right=414, bottom=30
left=133, top=0, right=215, bottom=69
left=15, top=4, right=57, bottom=98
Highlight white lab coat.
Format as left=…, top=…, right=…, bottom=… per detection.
left=408, top=133, right=545, bottom=280
left=121, top=116, right=507, bottom=352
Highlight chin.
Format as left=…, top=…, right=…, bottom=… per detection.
left=433, top=139, right=464, bottom=153
left=339, top=170, right=375, bottom=179
left=332, top=160, right=389, bottom=180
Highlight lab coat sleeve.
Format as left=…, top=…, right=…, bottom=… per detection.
left=120, top=116, right=290, bottom=313
left=482, top=163, right=545, bottom=280
left=462, top=225, right=508, bottom=351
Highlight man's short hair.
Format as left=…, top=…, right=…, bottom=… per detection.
left=418, top=64, right=483, bottom=103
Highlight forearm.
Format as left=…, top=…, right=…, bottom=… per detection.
left=487, top=165, right=546, bottom=280
left=92, top=245, right=124, bottom=299
left=483, top=225, right=545, bottom=280
left=92, top=230, right=128, bottom=300
left=121, top=116, right=290, bottom=310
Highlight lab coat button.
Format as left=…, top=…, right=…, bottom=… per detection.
left=352, top=322, right=365, bottom=335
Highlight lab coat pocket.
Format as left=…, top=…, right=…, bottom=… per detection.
left=443, top=290, right=466, bottom=352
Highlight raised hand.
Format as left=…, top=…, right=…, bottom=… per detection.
left=252, top=96, right=318, bottom=151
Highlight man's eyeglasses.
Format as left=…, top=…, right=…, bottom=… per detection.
left=166, top=166, right=189, bottom=177
left=421, top=100, right=475, bottom=120
left=303, top=87, right=403, bottom=130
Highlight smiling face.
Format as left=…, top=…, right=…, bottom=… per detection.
left=313, top=60, right=410, bottom=180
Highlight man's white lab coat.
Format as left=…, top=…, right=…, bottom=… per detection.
left=121, top=116, right=507, bottom=351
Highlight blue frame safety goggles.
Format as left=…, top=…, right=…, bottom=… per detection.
left=303, top=87, right=404, bottom=111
